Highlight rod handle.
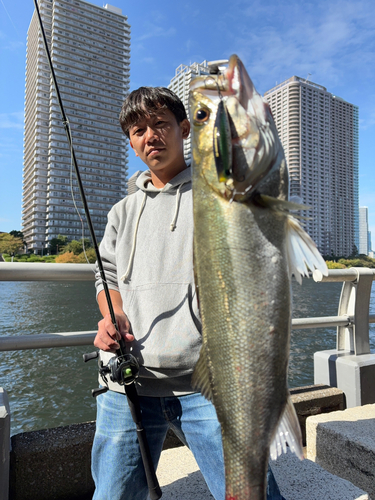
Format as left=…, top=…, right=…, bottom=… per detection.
left=83, top=351, right=99, bottom=362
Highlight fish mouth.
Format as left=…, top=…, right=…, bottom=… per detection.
left=190, top=54, right=283, bottom=200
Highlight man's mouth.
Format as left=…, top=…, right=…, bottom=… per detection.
left=147, top=147, right=164, bottom=156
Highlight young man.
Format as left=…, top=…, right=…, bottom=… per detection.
left=92, top=87, right=284, bottom=500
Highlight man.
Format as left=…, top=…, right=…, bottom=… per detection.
left=92, top=86, right=284, bottom=500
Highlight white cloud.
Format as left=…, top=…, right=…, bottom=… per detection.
left=135, top=26, right=176, bottom=42
left=225, top=0, right=375, bottom=92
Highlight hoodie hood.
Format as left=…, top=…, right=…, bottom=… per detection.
left=135, top=165, right=192, bottom=193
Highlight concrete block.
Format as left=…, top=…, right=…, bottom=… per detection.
left=271, top=449, right=369, bottom=499
left=306, top=404, right=375, bottom=497
left=0, top=388, right=10, bottom=500
left=290, top=384, right=345, bottom=445
left=315, top=350, right=375, bottom=407
left=10, top=422, right=95, bottom=500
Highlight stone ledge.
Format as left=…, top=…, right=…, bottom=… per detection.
left=290, top=384, right=345, bottom=445
left=271, top=449, right=369, bottom=499
left=306, top=404, right=375, bottom=498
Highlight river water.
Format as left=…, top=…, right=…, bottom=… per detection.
left=0, top=279, right=374, bottom=436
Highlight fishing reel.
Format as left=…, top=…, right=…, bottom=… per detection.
left=83, top=350, right=139, bottom=397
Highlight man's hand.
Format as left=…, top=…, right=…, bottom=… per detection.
left=94, top=289, right=134, bottom=352
left=94, top=312, right=134, bottom=352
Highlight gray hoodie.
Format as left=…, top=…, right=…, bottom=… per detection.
left=95, top=166, right=202, bottom=396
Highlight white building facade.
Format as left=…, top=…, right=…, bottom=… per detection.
left=168, top=61, right=211, bottom=163
left=264, top=76, right=359, bottom=258
left=359, top=207, right=369, bottom=255
left=23, top=0, right=130, bottom=253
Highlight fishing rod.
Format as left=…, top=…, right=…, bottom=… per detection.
left=32, top=1, right=161, bottom=498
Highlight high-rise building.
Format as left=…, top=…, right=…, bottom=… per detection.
left=22, top=0, right=130, bottom=253
left=264, top=76, right=359, bottom=257
left=359, top=206, right=369, bottom=255
left=168, top=61, right=211, bottom=163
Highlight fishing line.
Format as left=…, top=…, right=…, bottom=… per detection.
left=66, top=118, right=92, bottom=267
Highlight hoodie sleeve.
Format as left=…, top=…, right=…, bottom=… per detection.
left=95, top=205, right=121, bottom=299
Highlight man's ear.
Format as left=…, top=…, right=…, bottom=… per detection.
left=181, top=119, right=190, bottom=139
left=129, top=141, right=139, bottom=157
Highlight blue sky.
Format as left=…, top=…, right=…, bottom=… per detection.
left=1, top=0, right=374, bottom=248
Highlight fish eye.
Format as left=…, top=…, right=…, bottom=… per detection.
left=194, top=107, right=210, bottom=124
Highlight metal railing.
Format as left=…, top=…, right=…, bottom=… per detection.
left=0, top=263, right=374, bottom=352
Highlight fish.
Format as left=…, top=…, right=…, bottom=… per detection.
left=189, top=55, right=328, bottom=500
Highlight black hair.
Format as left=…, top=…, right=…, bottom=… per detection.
left=119, top=87, right=188, bottom=137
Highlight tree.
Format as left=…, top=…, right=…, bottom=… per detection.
left=77, top=247, right=97, bottom=263
left=350, top=244, right=359, bottom=259
left=0, top=233, right=24, bottom=255
left=62, top=238, right=92, bottom=255
left=9, top=230, right=24, bottom=240
left=48, top=235, right=68, bottom=254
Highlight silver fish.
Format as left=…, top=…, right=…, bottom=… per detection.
left=189, top=55, right=328, bottom=500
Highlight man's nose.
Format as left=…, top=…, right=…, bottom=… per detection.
left=145, top=126, right=158, bottom=142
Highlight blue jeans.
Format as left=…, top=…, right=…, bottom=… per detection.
left=92, top=390, right=284, bottom=500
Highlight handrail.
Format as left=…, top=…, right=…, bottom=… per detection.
left=0, top=262, right=95, bottom=281
left=0, top=264, right=374, bottom=354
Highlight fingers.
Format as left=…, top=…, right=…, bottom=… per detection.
left=93, top=313, right=133, bottom=352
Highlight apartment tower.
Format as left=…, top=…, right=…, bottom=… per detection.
left=359, top=206, right=369, bottom=255
left=168, top=61, right=211, bottom=163
left=23, top=0, right=130, bottom=253
left=264, top=77, right=359, bottom=257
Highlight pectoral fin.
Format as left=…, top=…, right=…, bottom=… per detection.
left=286, top=215, right=328, bottom=285
left=256, top=194, right=328, bottom=284
left=270, top=394, right=304, bottom=461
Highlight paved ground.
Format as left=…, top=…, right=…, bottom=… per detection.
left=156, top=446, right=369, bottom=500
left=157, top=446, right=214, bottom=499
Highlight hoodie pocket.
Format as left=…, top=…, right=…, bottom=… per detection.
left=122, top=282, right=202, bottom=370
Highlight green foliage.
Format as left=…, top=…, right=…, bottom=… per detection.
left=326, top=261, right=346, bottom=269
left=2, top=253, right=57, bottom=263
left=62, top=238, right=92, bottom=255
left=335, top=257, right=375, bottom=269
left=77, top=247, right=97, bottom=263
left=48, top=235, right=68, bottom=254
left=0, top=233, right=24, bottom=255
left=9, top=230, right=24, bottom=241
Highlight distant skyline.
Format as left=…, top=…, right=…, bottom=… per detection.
left=1, top=0, right=374, bottom=249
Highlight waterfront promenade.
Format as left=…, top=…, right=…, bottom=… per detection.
left=1, top=263, right=375, bottom=499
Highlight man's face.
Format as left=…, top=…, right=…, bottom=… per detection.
left=128, top=108, right=190, bottom=177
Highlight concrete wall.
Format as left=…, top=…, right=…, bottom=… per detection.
left=4, top=384, right=346, bottom=500
left=0, top=388, right=10, bottom=500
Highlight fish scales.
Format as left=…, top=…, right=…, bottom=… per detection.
left=193, top=172, right=290, bottom=499
left=190, top=55, right=327, bottom=500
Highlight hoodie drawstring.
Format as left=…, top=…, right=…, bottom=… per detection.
left=120, top=191, right=147, bottom=282
left=170, top=182, right=185, bottom=232
left=121, top=182, right=186, bottom=282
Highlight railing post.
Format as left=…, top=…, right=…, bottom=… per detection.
left=337, top=268, right=373, bottom=355
left=313, top=267, right=375, bottom=408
